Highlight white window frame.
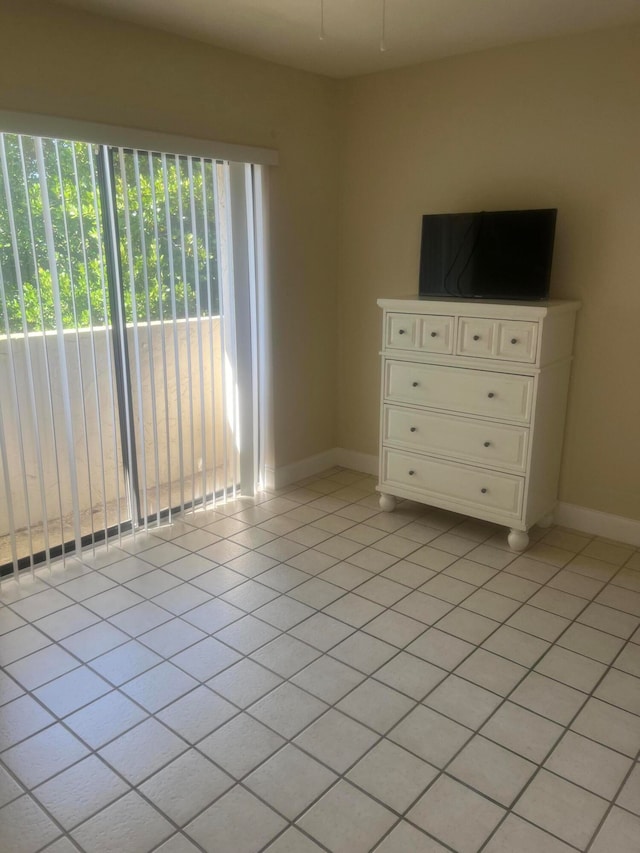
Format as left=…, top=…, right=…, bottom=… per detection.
left=0, top=110, right=278, bottom=166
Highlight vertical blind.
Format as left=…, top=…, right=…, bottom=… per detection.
left=0, top=132, right=260, bottom=581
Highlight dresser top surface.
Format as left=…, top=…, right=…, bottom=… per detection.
left=377, top=296, right=581, bottom=318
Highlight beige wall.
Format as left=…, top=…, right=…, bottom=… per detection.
left=338, top=26, right=640, bottom=520
left=1, top=3, right=639, bottom=521
left=0, top=0, right=340, bottom=471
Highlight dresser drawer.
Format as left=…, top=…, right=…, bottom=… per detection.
left=383, top=405, right=529, bottom=472
left=458, top=317, right=495, bottom=358
left=384, top=361, right=534, bottom=423
left=418, top=315, right=454, bottom=353
left=382, top=448, right=524, bottom=517
left=457, top=318, right=539, bottom=363
left=386, top=313, right=419, bottom=349
left=496, top=321, right=538, bottom=362
left=385, top=313, right=454, bottom=354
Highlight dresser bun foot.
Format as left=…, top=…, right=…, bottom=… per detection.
left=537, top=511, right=554, bottom=529
left=379, top=493, right=397, bottom=513
left=508, top=528, right=529, bottom=552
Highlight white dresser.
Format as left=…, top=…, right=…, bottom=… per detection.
left=376, top=297, right=580, bottom=550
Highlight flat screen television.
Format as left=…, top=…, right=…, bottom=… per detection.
left=419, top=209, right=557, bottom=301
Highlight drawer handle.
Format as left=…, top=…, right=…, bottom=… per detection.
left=483, top=441, right=491, bottom=447
left=511, top=338, right=518, bottom=345
left=430, top=331, right=437, bottom=338
left=473, top=334, right=481, bottom=341
left=481, top=487, right=488, bottom=494
left=399, top=329, right=406, bottom=335
left=410, top=427, right=417, bottom=433
left=412, top=381, right=419, bottom=388
left=487, top=392, right=495, bottom=399
left=408, top=470, right=416, bottom=476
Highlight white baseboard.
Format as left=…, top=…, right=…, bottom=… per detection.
left=266, top=449, right=640, bottom=547
left=263, top=448, right=343, bottom=491
left=333, top=448, right=378, bottom=476
left=555, top=502, right=640, bottom=547
left=264, top=447, right=377, bottom=490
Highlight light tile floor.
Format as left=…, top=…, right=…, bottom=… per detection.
left=1, top=468, right=639, bottom=853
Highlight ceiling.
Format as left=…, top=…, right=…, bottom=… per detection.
left=56, top=0, right=640, bottom=78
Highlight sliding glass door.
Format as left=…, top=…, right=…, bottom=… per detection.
left=109, top=148, right=239, bottom=524
left=0, top=131, right=260, bottom=579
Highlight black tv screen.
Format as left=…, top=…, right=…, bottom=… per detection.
left=419, top=209, right=557, bottom=301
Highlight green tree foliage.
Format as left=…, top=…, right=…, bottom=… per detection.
left=0, top=134, right=219, bottom=334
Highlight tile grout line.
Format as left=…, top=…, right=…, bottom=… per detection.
left=1, top=478, right=638, bottom=853
left=583, top=741, right=640, bottom=852
left=344, top=546, right=596, bottom=850
left=2, top=546, right=638, bottom=780
left=18, top=560, right=631, bottom=853
left=476, top=556, right=639, bottom=853
left=2, top=522, right=638, bottom=792
left=2, top=484, right=635, bottom=663
left=365, top=546, right=639, bottom=851
left=244, top=520, right=624, bottom=850
left=3, top=499, right=635, bottom=689
left=2, top=507, right=517, bottom=853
